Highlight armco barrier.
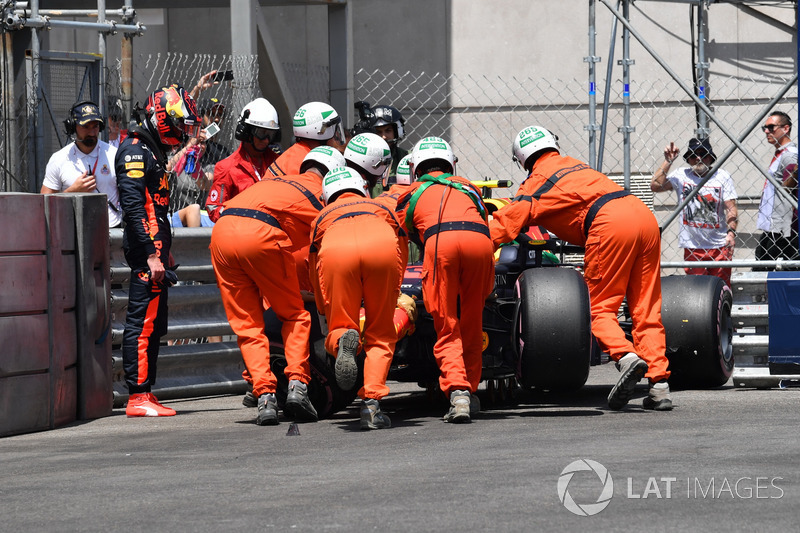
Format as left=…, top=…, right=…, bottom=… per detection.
left=1, top=193, right=111, bottom=437
left=109, top=227, right=247, bottom=407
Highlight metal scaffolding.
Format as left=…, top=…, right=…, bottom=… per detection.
left=589, top=0, right=798, bottom=236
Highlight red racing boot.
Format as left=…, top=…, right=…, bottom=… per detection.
left=126, top=392, right=177, bottom=417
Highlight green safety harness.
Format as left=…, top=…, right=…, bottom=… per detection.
left=403, top=173, right=488, bottom=238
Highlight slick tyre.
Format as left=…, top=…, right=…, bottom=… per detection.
left=515, top=268, right=592, bottom=391
left=661, top=275, right=734, bottom=388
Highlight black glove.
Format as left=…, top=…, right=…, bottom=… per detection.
left=163, top=264, right=180, bottom=287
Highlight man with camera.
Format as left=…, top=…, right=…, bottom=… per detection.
left=352, top=101, right=409, bottom=197
left=40, top=100, right=122, bottom=228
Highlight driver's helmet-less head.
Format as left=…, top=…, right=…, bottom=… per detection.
left=344, top=133, right=392, bottom=179
left=300, top=145, right=347, bottom=176
left=293, top=101, right=345, bottom=144
left=321, top=166, right=369, bottom=203
left=512, top=126, right=560, bottom=171
left=410, top=136, right=456, bottom=179
left=145, top=84, right=201, bottom=147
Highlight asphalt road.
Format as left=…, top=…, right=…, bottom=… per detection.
left=2, top=363, right=798, bottom=531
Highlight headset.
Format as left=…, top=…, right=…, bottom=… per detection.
left=234, top=109, right=252, bottom=142
left=63, top=100, right=105, bottom=136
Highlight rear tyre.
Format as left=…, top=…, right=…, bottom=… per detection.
left=515, top=268, right=592, bottom=391
left=661, top=275, right=734, bottom=388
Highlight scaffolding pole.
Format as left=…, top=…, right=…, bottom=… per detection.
left=586, top=0, right=600, bottom=169
left=620, top=0, right=633, bottom=189
left=598, top=0, right=797, bottom=218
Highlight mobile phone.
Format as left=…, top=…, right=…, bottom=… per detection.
left=212, top=70, right=234, bottom=82
left=203, top=122, right=220, bottom=139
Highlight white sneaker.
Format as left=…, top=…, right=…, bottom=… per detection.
left=443, top=390, right=471, bottom=423
left=643, top=381, right=673, bottom=411
left=607, top=353, right=648, bottom=410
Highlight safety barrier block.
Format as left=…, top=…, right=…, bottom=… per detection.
left=767, top=271, right=800, bottom=375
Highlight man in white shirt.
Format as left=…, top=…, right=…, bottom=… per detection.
left=756, top=111, right=798, bottom=268
left=40, top=101, right=122, bottom=228
left=651, top=137, right=738, bottom=286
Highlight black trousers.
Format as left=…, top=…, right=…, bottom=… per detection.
left=122, top=269, right=169, bottom=394
left=754, top=231, right=800, bottom=271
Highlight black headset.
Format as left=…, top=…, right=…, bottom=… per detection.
left=64, top=100, right=105, bottom=135
left=234, top=109, right=252, bottom=143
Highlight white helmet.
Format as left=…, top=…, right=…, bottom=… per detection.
left=292, top=101, right=345, bottom=143
left=395, top=154, right=412, bottom=185
left=410, top=136, right=456, bottom=179
left=512, top=125, right=560, bottom=171
left=344, top=133, right=392, bottom=178
left=321, top=166, right=369, bottom=204
left=236, top=98, right=280, bottom=143
left=300, top=146, right=347, bottom=175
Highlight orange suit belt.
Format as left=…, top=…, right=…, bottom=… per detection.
left=422, top=221, right=490, bottom=244
left=220, top=207, right=282, bottom=230
left=583, top=191, right=631, bottom=237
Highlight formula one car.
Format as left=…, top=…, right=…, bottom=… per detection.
left=268, top=190, right=734, bottom=418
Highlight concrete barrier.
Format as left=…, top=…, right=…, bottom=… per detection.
left=0, top=193, right=111, bottom=437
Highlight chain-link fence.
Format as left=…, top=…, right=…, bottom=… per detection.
left=0, top=51, right=259, bottom=197
left=3, top=53, right=797, bottom=273
left=355, top=68, right=799, bottom=274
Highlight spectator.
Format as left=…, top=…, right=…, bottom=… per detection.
left=309, top=167, right=408, bottom=430
left=169, top=98, right=231, bottom=228
left=40, top=100, right=122, bottom=228
left=106, top=96, right=127, bottom=149
left=116, top=84, right=201, bottom=417
left=756, top=111, right=799, bottom=269
left=650, top=138, right=738, bottom=286
left=266, top=101, right=347, bottom=177
left=490, top=125, right=673, bottom=411
left=197, top=98, right=233, bottom=182
left=189, top=69, right=228, bottom=101
left=395, top=137, right=495, bottom=423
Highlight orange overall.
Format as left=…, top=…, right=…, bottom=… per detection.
left=396, top=173, right=495, bottom=395
left=489, top=151, right=669, bottom=382
left=209, top=171, right=324, bottom=397
left=267, top=139, right=314, bottom=177
left=309, top=192, right=408, bottom=400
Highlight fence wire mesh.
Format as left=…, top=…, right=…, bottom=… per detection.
left=106, top=53, right=260, bottom=216
left=355, top=68, right=799, bottom=273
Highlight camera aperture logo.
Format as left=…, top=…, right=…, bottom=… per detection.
left=557, top=459, right=614, bottom=516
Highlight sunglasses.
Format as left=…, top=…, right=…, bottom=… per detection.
left=762, top=124, right=785, bottom=132
left=252, top=127, right=275, bottom=141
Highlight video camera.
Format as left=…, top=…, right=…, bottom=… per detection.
left=351, top=100, right=377, bottom=136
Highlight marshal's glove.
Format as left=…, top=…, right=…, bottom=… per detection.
left=397, top=293, right=418, bottom=323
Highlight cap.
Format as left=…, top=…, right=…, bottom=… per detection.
left=683, top=138, right=717, bottom=163
left=74, top=102, right=103, bottom=127
left=197, top=98, right=226, bottom=117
